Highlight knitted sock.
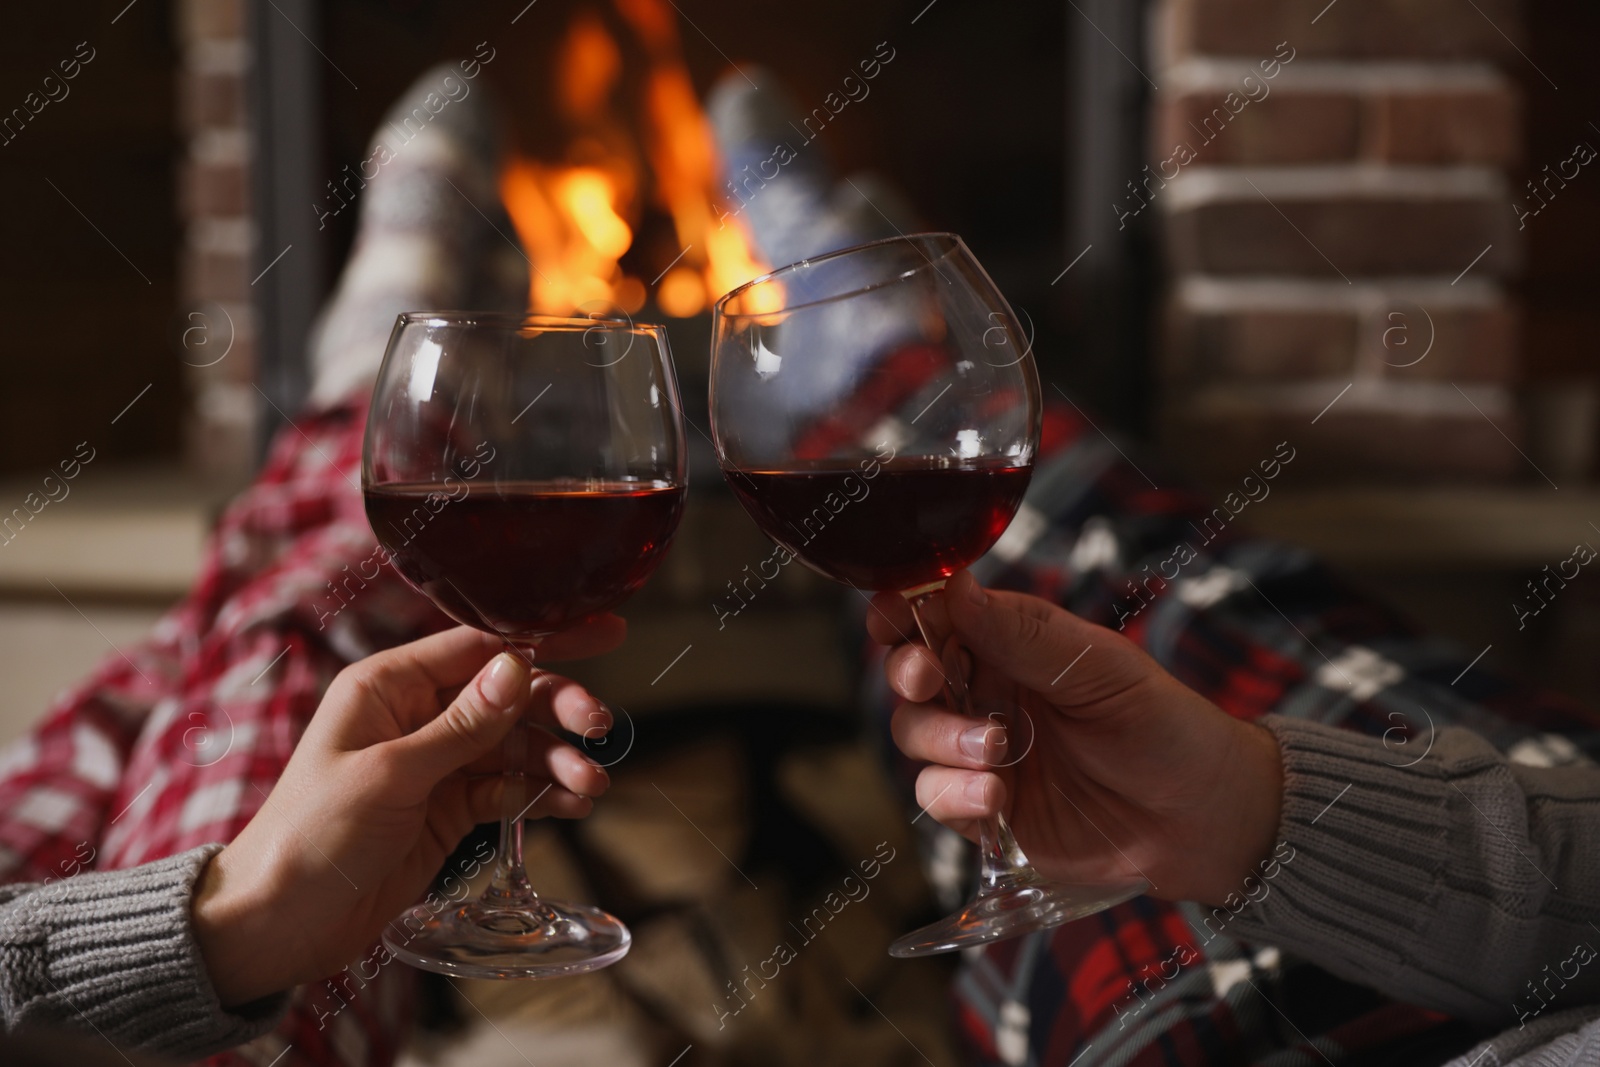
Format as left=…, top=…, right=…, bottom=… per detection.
left=707, top=66, right=926, bottom=441
left=705, top=65, right=915, bottom=269
left=306, top=61, right=529, bottom=407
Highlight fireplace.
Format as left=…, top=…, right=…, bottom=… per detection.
left=180, top=0, right=1600, bottom=492
left=173, top=0, right=1109, bottom=483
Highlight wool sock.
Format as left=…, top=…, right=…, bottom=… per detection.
left=306, top=62, right=529, bottom=407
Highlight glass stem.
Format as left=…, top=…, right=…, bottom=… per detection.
left=906, top=583, right=1035, bottom=893
left=482, top=639, right=543, bottom=910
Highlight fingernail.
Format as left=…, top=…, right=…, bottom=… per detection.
left=964, top=575, right=988, bottom=606
left=959, top=724, right=996, bottom=764
left=481, top=653, right=524, bottom=708
left=964, top=775, right=992, bottom=806
left=896, top=658, right=920, bottom=695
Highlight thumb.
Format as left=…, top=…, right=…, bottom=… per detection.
left=388, top=652, right=530, bottom=785
left=944, top=570, right=1149, bottom=705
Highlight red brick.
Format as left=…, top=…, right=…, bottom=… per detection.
left=1165, top=184, right=1519, bottom=277
left=179, top=67, right=247, bottom=133
left=183, top=333, right=257, bottom=386
left=1364, top=86, right=1521, bottom=165
left=1372, top=301, right=1518, bottom=382
left=182, top=243, right=251, bottom=303
left=180, top=157, right=249, bottom=218
left=1165, top=300, right=1358, bottom=383
left=1161, top=395, right=1524, bottom=483
left=178, top=0, right=246, bottom=46
left=1164, top=0, right=1524, bottom=61
left=1162, top=280, right=1517, bottom=389
left=1154, top=90, right=1359, bottom=165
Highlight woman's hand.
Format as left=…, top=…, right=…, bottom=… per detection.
left=192, top=620, right=622, bottom=1007
left=868, top=571, right=1283, bottom=905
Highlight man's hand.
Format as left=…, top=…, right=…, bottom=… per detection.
left=869, top=571, right=1283, bottom=905
left=192, top=620, right=622, bottom=1006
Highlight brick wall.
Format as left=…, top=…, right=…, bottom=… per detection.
left=176, top=0, right=256, bottom=485
left=1149, top=0, right=1527, bottom=482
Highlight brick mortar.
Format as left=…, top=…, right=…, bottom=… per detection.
left=1163, top=59, right=1510, bottom=92
left=1173, top=276, right=1505, bottom=310
left=174, top=0, right=256, bottom=482
left=1160, top=165, right=1507, bottom=211
left=1177, top=381, right=1514, bottom=418
left=186, top=40, right=250, bottom=75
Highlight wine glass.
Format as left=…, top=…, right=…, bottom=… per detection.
left=362, top=312, right=687, bottom=978
left=709, top=234, right=1146, bottom=957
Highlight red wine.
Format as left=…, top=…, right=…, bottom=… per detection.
left=365, top=480, right=685, bottom=638
left=725, top=458, right=1031, bottom=591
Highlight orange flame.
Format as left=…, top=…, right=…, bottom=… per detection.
left=498, top=2, right=772, bottom=318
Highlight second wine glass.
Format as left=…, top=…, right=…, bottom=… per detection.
left=363, top=312, right=687, bottom=978
left=709, top=234, right=1147, bottom=957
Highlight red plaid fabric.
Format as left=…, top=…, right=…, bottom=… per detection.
left=0, top=398, right=450, bottom=1066
left=862, top=394, right=1600, bottom=1067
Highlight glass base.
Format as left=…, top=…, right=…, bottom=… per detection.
left=384, top=898, right=632, bottom=979
left=888, top=879, right=1147, bottom=958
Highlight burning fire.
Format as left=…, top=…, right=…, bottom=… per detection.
left=499, top=0, right=771, bottom=318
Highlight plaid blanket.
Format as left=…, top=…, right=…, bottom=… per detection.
left=860, top=401, right=1600, bottom=1067
left=4, top=376, right=1598, bottom=1067
left=0, top=398, right=450, bottom=1066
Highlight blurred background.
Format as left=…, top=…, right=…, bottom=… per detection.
left=3, top=0, right=1596, bottom=736
left=0, top=0, right=1597, bottom=1059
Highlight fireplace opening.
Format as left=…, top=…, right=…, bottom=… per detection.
left=250, top=0, right=1091, bottom=434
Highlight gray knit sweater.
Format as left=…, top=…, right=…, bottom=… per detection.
left=1232, top=716, right=1600, bottom=1067
left=5, top=719, right=1600, bottom=1063
left=0, top=843, right=286, bottom=1058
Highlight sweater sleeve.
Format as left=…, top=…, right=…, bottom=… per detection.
left=0, top=843, right=287, bottom=1058
left=1227, top=716, right=1600, bottom=1029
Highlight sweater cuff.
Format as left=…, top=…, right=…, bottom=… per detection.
left=0, top=843, right=288, bottom=1058
left=1224, top=715, right=1453, bottom=981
